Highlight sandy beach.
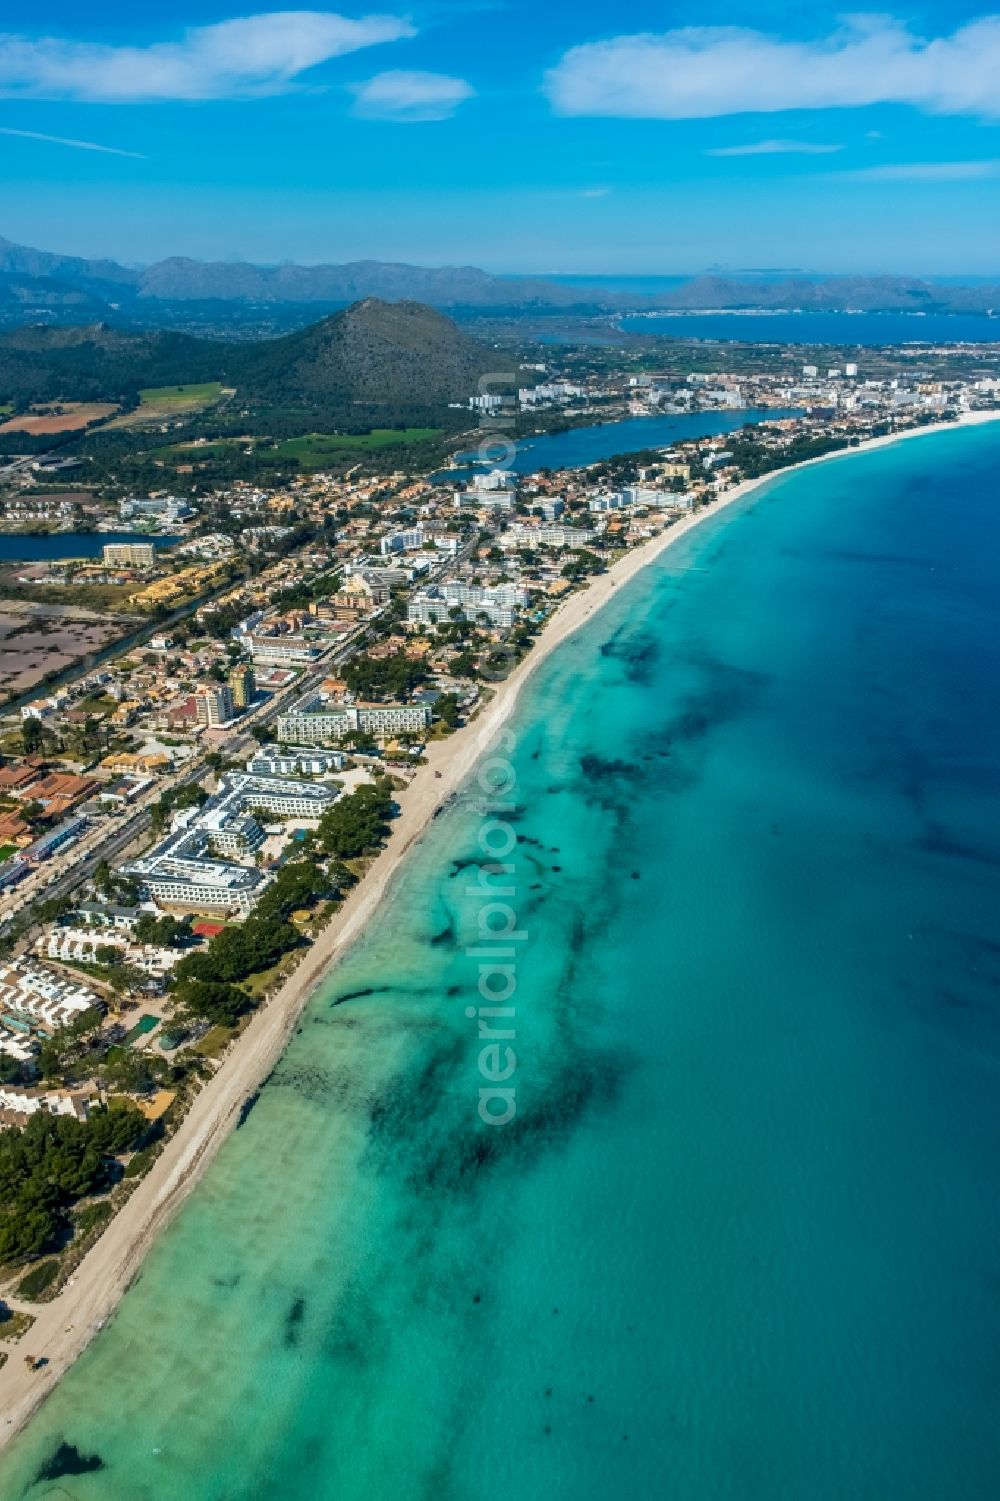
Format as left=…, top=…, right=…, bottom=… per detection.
left=2, top=406, right=998, bottom=1451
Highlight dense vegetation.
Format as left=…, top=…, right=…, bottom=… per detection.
left=170, top=859, right=331, bottom=1025
left=342, top=653, right=429, bottom=702
left=315, top=782, right=394, bottom=860
left=0, top=300, right=514, bottom=437
left=0, top=1103, right=148, bottom=1262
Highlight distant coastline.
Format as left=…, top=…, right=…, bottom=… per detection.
left=2, top=405, right=1000, bottom=1453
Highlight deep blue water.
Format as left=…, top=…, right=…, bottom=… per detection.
left=4, top=423, right=1000, bottom=1500
left=441, top=408, right=796, bottom=481
left=620, top=311, right=1000, bottom=345
left=0, top=532, right=179, bottom=562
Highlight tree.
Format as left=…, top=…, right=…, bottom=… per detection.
left=36, top=1006, right=104, bottom=1086
left=0, top=1103, right=146, bottom=1262
left=448, top=651, right=477, bottom=679
left=0, top=1053, right=30, bottom=1085
left=315, top=783, right=394, bottom=859
left=434, top=693, right=461, bottom=729
left=342, top=653, right=428, bottom=702
left=21, top=717, right=44, bottom=757
left=173, top=979, right=249, bottom=1028
left=134, top=913, right=190, bottom=948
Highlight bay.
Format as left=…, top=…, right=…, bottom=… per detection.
left=620, top=311, right=1000, bottom=345
left=4, top=423, right=1000, bottom=1501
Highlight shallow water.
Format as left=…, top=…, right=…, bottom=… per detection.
left=4, top=424, right=1000, bottom=1501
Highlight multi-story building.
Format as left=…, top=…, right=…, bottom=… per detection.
left=455, top=486, right=515, bottom=512
left=341, top=573, right=391, bottom=606
left=39, top=929, right=180, bottom=979
left=473, top=470, right=518, bottom=491
left=278, top=694, right=431, bottom=745
left=119, top=772, right=338, bottom=914
left=500, top=524, right=596, bottom=550
left=407, top=580, right=527, bottom=630
left=380, top=527, right=425, bottom=557
left=120, top=496, right=193, bottom=523
left=247, top=637, right=321, bottom=667
left=198, top=805, right=265, bottom=856
left=24, top=816, right=88, bottom=864
left=195, top=684, right=235, bottom=727
left=229, top=663, right=256, bottom=710
left=102, top=542, right=157, bottom=568
left=121, top=838, right=268, bottom=915
left=216, top=772, right=338, bottom=821
left=0, top=1022, right=35, bottom=1066
left=248, top=751, right=344, bottom=777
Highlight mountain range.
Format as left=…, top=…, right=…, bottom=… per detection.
left=0, top=235, right=597, bottom=313
left=2, top=233, right=1000, bottom=318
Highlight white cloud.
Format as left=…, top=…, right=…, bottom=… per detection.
left=0, top=11, right=415, bottom=102
left=840, top=159, right=1000, bottom=181
left=545, top=17, right=1000, bottom=120
left=579, top=186, right=611, bottom=197
left=0, top=126, right=146, bottom=158
left=706, top=139, right=843, bottom=156
left=699, top=138, right=840, bottom=156
left=350, top=69, right=473, bottom=120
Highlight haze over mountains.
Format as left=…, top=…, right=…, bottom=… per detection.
left=2, top=234, right=999, bottom=320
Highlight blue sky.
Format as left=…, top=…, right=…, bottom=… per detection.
left=2, top=3, right=1000, bottom=274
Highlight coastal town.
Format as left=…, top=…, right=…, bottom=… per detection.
left=7, top=1, right=1000, bottom=1487
left=1, top=342, right=998, bottom=1386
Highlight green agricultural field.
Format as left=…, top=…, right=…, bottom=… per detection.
left=272, top=429, right=441, bottom=467
left=0, top=843, right=18, bottom=862
left=138, top=381, right=225, bottom=408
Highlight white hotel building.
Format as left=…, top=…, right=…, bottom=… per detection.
left=278, top=694, right=431, bottom=746
left=247, top=636, right=321, bottom=667
left=499, top=524, right=596, bottom=550
left=120, top=772, right=337, bottom=914
left=407, top=580, right=528, bottom=630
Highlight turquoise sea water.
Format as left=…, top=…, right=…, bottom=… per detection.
left=5, top=424, right=1000, bottom=1500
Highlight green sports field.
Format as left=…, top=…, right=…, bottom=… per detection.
left=272, top=429, right=441, bottom=466
left=138, top=381, right=225, bottom=408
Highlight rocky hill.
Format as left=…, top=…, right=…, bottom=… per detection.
left=0, top=298, right=513, bottom=426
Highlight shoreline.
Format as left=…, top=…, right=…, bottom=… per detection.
left=2, top=405, right=999, bottom=1453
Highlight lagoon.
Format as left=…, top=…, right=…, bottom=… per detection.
left=0, top=532, right=180, bottom=564
left=443, top=407, right=796, bottom=481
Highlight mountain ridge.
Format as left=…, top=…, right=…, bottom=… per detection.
left=2, top=234, right=999, bottom=317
